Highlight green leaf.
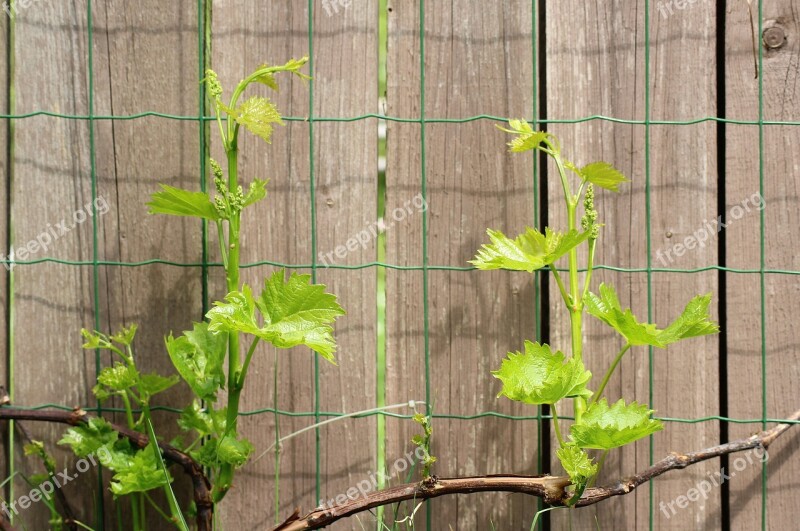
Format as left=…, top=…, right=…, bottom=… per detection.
left=496, top=119, right=553, bottom=154
left=137, top=373, right=179, bottom=399
left=206, top=286, right=262, bottom=337
left=585, top=284, right=719, bottom=348
left=578, top=162, right=629, bottom=192
left=242, top=178, right=269, bottom=208
left=110, top=449, right=172, bottom=496
left=207, top=271, right=345, bottom=362
left=657, top=293, right=719, bottom=345
left=166, top=322, right=228, bottom=402
left=556, top=443, right=597, bottom=505
left=147, top=184, right=220, bottom=221
left=178, top=400, right=226, bottom=437
left=253, top=270, right=346, bottom=362
left=492, top=341, right=592, bottom=405
left=81, top=329, right=114, bottom=351
left=470, top=227, right=591, bottom=273
left=97, top=363, right=139, bottom=392
left=110, top=324, right=138, bottom=346
left=570, top=398, right=663, bottom=450
left=59, top=417, right=119, bottom=457
left=191, top=435, right=253, bottom=469
left=584, top=283, right=663, bottom=347
left=221, top=96, right=284, bottom=144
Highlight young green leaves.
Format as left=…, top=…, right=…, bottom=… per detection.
left=492, top=341, right=591, bottom=406
left=166, top=322, right=228, bottom=402
left=570, top=399, right=663, bottom=450
left=207, top=270, right=345, bottom=363
left=584, top=283, right=719, bottom=348
left=471, top=227, right=590, bottom=273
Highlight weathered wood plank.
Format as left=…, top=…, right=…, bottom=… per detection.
left=10, top=1, right=95, bottom=527
left=386, top=1, right=539, bottom=528
left=90, top=0, right=203, bottom=523
left=0, top=1, right=9, bottom=488
left=725, top=2, right=800, bottom=530
left=212, top=1, right=377, bottom=528
left=546, top=3, right=719, bottom=529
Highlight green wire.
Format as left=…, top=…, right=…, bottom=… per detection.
left=307, top=0, right=321, bottom=507
left=643, top=1, right=654, bottom=529
left=85, top=0, right=106, bottom=525
left=757, top=1, right=767, bottom=528
left=3, top=110, right=800, bottom=127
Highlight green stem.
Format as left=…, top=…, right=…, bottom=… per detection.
left=118, top=392, right=136, bottom=431
left=592, top=343, right=632, bottom=405
left=582, top=238, right=597, bottom=302
left=551, top=403, right=565, bottom=448
left=215, top=141, right=242, bottom=504
left=549, top=265, right=570, bottom=307
left=555, top=154, right=586, bottom=424
left=238, top=337, right=261, bottom=388
left=273, top=352, right=281, bottom=526
left=141, top=404, right=188, bottom=531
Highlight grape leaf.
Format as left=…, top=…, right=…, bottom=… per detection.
left=178, top=400, right=226, bottom=437
left=578, top=161, right=629, bottom=192
left=97, top=363, right=139, bottom=392
left=221, top=96, right=284, bottom=144
left=585, top=283, right=719, bottom=347
left=137, top=373, right=180, bottom=399
left=496, top=119, right=553, bottom=153
left=584, top=283, right=662, bottom=347
left=556, top=443, right=598, bottom=506
left=242, top=178, right=269, bottom=207
left=470, top=227, right=590, bottom=273
left=58, top=417, right=119, bottom=457
left=147, top=184, right=220, bottom=221
left=570, top=398, right=663, bottom=450
left=207, top=270, right=345, bottom=363
left=110, top=449, right=173, bottom=496
left=492, top=341, right=592, bottom=405
left=657, top=293, right=719, bottom=345
left=166, top=322, right=228, bottom=402
left=192, top=435, right=253, bottom=469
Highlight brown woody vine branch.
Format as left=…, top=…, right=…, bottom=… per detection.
left=275, top=408, right=800, bottom=531
left=0, top=391, right=213, bottom=531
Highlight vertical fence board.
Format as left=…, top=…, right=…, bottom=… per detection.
left=91, top=0, right=202, bottom=523
left=726, top=2, right=800, bottom=531
left=544, top=3, right=646, bottom=530
left=386, top=1, right=538, bottom=528
left=0, top=4, right=8, bottom=489
left=546, top=3, right=720, bottom=530
left=10, top=1, right=94, bottom=527
left=645, top=3, right=721, bottom=529
left=212, top=2, right=377, bottom=528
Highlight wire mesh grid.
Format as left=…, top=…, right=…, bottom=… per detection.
left=1, top=0, right=798, bottom=529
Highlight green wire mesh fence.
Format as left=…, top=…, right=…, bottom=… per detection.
left=1, top=0, right=799, bottom=529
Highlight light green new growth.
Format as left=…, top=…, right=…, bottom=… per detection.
left=472, top=120, right=719, bottom=504
left=55, top=57, right=341, bottom=529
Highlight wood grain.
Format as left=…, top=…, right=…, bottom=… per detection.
left=10, top=1, right=95, bottom=527
left=211, top=1, right=377, bottom=528
left=725, top=2, right=800, bottom=530
left=385, top=1, right=540, bottom=528
left=0, top=1, right=9, bottom=490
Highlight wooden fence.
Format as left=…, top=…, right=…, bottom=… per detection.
left=1, top=1, right=798, bottom=529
